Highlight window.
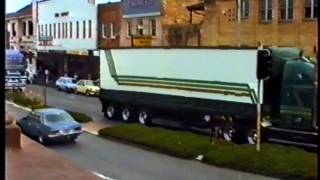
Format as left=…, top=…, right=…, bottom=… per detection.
left=37, top=25, right=40, bottom=37
left=150, top=19, right=156, bottom=36
left=261, top=0, right=273, bottom=21
left=12, top=23, right=16, bottom=36
left=53, top=23, right=56, bottom=38
left=127, top=21, right=132, bottom=36
left=41, top=25, right=44, bottom=36
left=22, top=22, right=27, bottom=36
left=88, top=20, right=92, bottom=38
left=45, top=24, right=47, bottom=36
left=102, top=24, right=106, bottom=38
left=76, top=21, right=79, bottom=38
left=137, top=19, right=144, bottom=35
left=62, top=23, right=65, bottom=38
left=110, top=23, right=116, bottom=39
left=28, top=21, right=33, bottom=36
left=49, top=24, right=52, bottom=37
left=65, top=22, right=68, bottom=38
left=305, top=0, right=318, bottom=19
left=280, top=0, right=294, bottom=21
left=70, top=22, right=72, bottom=38
left=61, top=12, right=69, bottom=17
left=241, top=0, right=249, bottom=19
left=83, top=21, right=86, bottom=38
left=58, top=23, right=60, bottom=38
left=55, top=13, right=59, bottom=17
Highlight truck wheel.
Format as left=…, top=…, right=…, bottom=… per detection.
left=222, top=125, right=237, bottom=142
left=121, top=107, right=133, bottom=123
left=138, top=109, right=153, bottom=126
left=105, top=104, right=117, bottom=120
left=247, top=129, right=257, bottom=145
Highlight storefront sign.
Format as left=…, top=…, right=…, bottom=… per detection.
left=67, top=50, right=89, bottom=56
left=133, top=36, right=152, bottom=47
left=122, top=0, right=161, bottom=18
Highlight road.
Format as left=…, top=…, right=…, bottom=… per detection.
left=6, top=103, right=277, bottom=180
left=26, top=84, right=117, bottom=124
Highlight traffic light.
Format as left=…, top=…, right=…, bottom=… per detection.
left=257, top=49, right=272, bottom=80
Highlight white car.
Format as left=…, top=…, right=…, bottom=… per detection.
left=55, top=77, right=77, bottom=93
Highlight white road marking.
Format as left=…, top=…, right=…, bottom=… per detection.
left=92, top=171, right=119, bottom=180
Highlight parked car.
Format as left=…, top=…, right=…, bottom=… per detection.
left=75, top=79, right=100, bottom=96
left=16, top=108, right=82, bottom=144
left=55, top=77, right=77, bottom=93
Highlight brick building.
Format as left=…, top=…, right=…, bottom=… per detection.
left=119, top=0, right=203, bottom=47
left=199, top=0, right=318, bottom=58
left=98, top=2, right=122, bottom=48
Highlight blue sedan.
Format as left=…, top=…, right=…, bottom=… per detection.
left=16, top=108, right=82, bottom=144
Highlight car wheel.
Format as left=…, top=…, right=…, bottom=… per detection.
left=57, top=86, right=61, bottom=91
left=85, top=90, right=90, bottom=96
left=222, top=125, right=236, bottom=142
left=104, top=104, right=117, bottom=120
left=138, top=109, right=153, bottom=126
left=247, top=129, right=257, bottom=145
left=38, top=136, right=45, bottom=144
left=121, top=106, right=134, bottom=123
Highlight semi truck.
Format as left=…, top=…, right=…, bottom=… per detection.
left=5, top=50, right=28, bottom=91
left=99, top=47, right=317, bottom=149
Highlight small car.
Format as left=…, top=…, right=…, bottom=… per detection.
left=16, top=108, right=82, bottom=144
left=75, top=79, right=100, bottom=96
left=55, top=77, right=77, bottom=93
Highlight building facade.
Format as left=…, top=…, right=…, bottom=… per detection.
left=6, top=4, right=35, bottom=51
left=119, top=0, right=202, bottom=47
left=200, top=0, right=318, bottom=58
left=35, top=0, right=99, bottom=81
left=98, top=2, right=122, bottom=49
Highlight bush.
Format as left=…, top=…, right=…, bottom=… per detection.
left=67, top=111, right=93, bottom=123
left=203, top=144, right=317, bottom=180
left=99, top=124, right=317, bottom=179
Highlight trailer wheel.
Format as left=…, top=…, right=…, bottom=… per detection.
left=105, top=104, right=117, bottom=120
left=138, top=109, right=153, bottom=126
left=222, top=125, right=237, bottom=142
left=247, top=129, right=257, bottom=145
left=121, top=107, right=133, bottom=123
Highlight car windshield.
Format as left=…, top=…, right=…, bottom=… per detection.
left=44, top=111, right=74, bottom=124
left=86, top=80, right=94, bottom=86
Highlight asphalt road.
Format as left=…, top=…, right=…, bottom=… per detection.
left=26, top=84, right=118, bottom=125
left=6, top=103, right=277, bottom=180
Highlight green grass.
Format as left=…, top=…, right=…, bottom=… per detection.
left=67, top=111, right=93, bottom=123
left=99, top=124, right=317, bottom=180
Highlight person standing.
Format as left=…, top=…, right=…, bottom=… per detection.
left=44, top=69, right=49, bottom=84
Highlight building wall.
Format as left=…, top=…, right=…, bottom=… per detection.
left=6, top=16, right=34, bottom=51
left=98, top=3, right=122, bottom=48
left=201, top=0, right=318, bottom=57
left=36, top=0, right=97, bottom=51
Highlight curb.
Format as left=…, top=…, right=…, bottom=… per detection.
left=5, top=101, right=99, bottom=136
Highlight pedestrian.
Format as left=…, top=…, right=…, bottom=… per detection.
left=44, top=69, right=49, bottom=84
left=73, top=73, right=78, bottom=81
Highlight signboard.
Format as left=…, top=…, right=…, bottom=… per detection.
left=122, top=0, right=161, bottom=18
left=39, top=36, right=53, bottom=46
left=133, top=36, right=152, bottom=47
left=67, top=50, right=89, bottom=56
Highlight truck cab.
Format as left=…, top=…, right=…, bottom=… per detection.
left=262, top=48, right=317, bottom=150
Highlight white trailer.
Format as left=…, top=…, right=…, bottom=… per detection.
left=99, top=47, right=317, bottom=148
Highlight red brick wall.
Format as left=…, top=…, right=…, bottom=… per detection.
left=201, top=0, right=318, bottom=57
left=98, top=3, right=122, bottom=48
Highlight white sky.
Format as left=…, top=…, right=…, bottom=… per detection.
left=6, top=0, right=120, bottom=13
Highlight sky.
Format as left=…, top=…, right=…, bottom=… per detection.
left=6, top=0, right=119, bottom=13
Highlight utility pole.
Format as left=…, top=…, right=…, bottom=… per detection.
left=237, top=0, right=241, bottom=47
left=256, top=80, right=262, bottom=151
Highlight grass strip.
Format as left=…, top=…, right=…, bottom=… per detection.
left=99, top=124, right=317, bottom=180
